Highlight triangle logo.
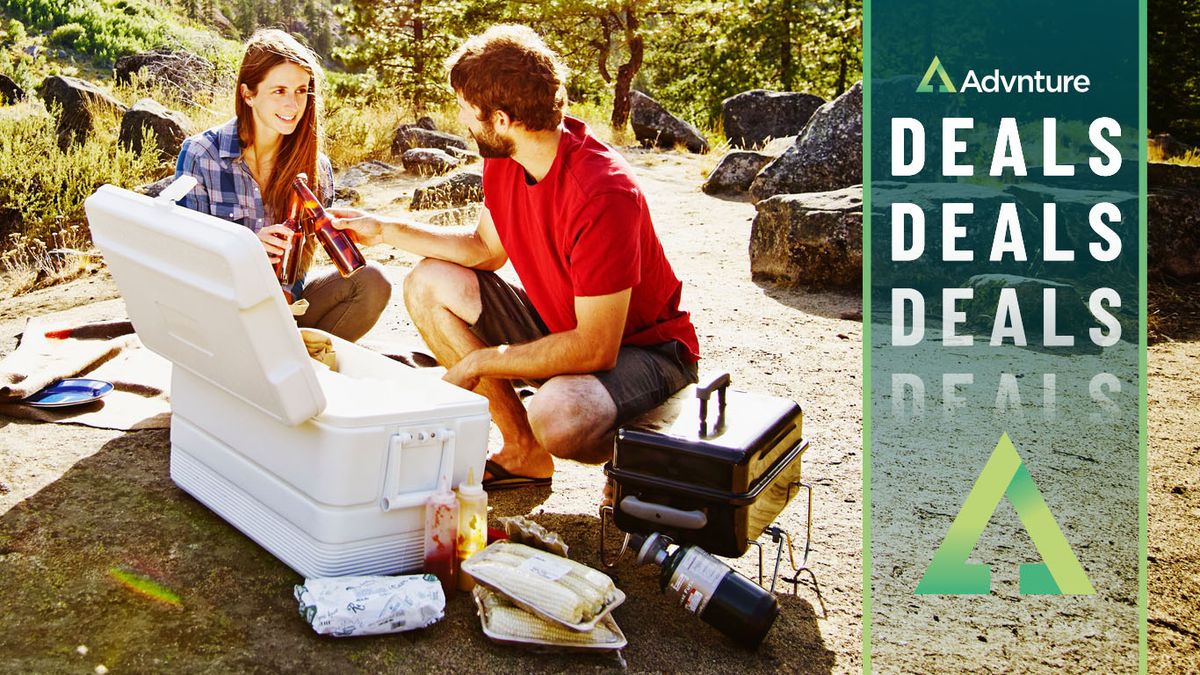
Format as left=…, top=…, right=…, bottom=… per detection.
left=917, top=56, right=957, bottom=93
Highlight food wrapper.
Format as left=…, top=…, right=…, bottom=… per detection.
left=294, top=574, right=445, bottom=637
left=496, top=515, right=569, bottom=557
left=300, top=328, right=337, bottom=371
left=289, top=298, right=309, bottom=316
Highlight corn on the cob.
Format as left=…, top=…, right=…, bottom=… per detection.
left=469, top=560, right=586, bottom=623
left=466, top=542, right=620, bottom=624
left=477, top=588, right=622, bottom=646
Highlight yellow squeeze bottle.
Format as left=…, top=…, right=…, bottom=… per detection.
left=456, top=467, right=488, bottom=591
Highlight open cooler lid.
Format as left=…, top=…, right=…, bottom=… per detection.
left=84, top=181, right=326, bottom=426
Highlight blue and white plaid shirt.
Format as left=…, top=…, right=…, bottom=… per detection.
left=174, top=118, right=334, bottom=297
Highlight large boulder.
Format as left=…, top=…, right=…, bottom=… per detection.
left=411, top=172, right=483, bottom=210
left=114, top=49, right=218, bottom=105
left=750, top=81, right=862, bottom=202
left=40, top=75, right=128, bottom=150
left=722, top=90, right=825, bottom=149
left=118, top=98, right=191, bottom=160
left=1147, top=162, right=1200, bottom=279
left=136, top=175, right=176, bottom=198
left=0, top=74, right=25, bottom=105
left=402, top=148, right=460, bottom=176
left=629, top=91, right=709, bottom=154
left=750, top=185, right=863, bottom=288
left=338, top=160, right=400, bottom=188
left=702, top=151, right=774, bottom=196
left=391, top=125, right=468, bottom=156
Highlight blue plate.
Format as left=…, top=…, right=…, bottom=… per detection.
left=23, top=378, right=114, bottom=408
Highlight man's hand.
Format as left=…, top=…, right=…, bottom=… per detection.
left=257, top=224, right=294, bottom=263
left=442, top=349, right=484, bottom=391
left=328, top=207, right=384, bottom=246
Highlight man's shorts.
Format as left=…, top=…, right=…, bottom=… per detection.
left=468, top=270, right=699, bottom=425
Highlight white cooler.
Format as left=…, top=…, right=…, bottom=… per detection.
left=84, top=181, right=490, bottom=579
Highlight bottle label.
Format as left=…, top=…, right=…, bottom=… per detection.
left=519, top=553, right=572, bottom=582
left=668, top=548, right=730, bottom=616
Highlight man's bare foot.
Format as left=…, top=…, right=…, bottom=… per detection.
left=484, top=444, right=555, bottom=481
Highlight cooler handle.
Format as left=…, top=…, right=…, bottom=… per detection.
left=619, top=495, right=709, bottom=530
left=695, top=371, right=731, bottom=437
left=379, top=429, right=456, bottom=511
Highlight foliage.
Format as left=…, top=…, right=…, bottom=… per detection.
left=0, top=106, right=165, bottom=243
left=1148, top=0, right=1200, bottom=140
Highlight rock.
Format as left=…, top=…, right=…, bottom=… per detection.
left=114, top=49, right=218, bottom=105
left=119, top=98, right=191, bottom=160
left=40, top=75, right=128, bottom=150
left=0, top=74, right=25, bottom=105
left=333, top=186, right=362, bottom=207
left=750, top=185, right=863, bottom=288
left=963, top=274, right=1102, bottom=352
left=750, top=81, right=861, bottom=202
left=722, top=90, right=825, bottom=149
left=416, top=116, right=437, bottom=131
left=1149, top=133, right=1192, bottom=161
left=427, top=203, right=483, bottom=227
left=411, top=172, right=483, bottom=210
left=0, top=207, right=23, bottom=240
left=629, top=90, right=709, bottom=154
left=1148, top=162, right=1200, bottom=279
left=402, top=148, right=460, bottom=176
left=702, top=151, right=773, bottom=195
left=338, top=160, right=400, bottom=188
left=135, top=176, right=176, bottom=198
left=446, top=146, right=480, bottom=164
left=391, top=125, right=468, bottom=156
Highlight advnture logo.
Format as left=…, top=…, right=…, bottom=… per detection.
left=915, top=434, right=1095, bottom=595
left=917, top=56, right=956, bottom=93
left=916, top=56, right=1091, bottom=94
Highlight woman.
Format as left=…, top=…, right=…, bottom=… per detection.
left=174, top=29, right=390, bottom=342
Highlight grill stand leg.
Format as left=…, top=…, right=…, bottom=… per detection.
left=749, top=482, right=828, bottom=618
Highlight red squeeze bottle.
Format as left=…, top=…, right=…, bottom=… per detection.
left=291, top=173, right=365, bottom=278
left=424, top=472, right=458, bottom=596
left=274, top=195, right=305, bottom=285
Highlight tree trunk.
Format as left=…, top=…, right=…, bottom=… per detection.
left=835, top=0, right=850, bottom=93
left=412, top=0, right=425, bottom=114
left=610, top=4, right=644, bottom=130
left=780, top=0, right=795, bottom=90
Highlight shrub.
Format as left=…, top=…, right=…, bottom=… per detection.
left=48, top=22, right=85, bottom=48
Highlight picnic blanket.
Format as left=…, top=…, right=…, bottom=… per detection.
left=0, top=317, right=171, bottom=430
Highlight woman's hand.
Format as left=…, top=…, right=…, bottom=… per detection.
left=257, top=224, right=295, bottom=263
left=328, top=208, right=384, bottom=247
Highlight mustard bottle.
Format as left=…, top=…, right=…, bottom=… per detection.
left=456, top=467, right=488, bottom=591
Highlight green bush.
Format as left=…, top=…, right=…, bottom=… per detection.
left=48, top=21, right=85, bottom=48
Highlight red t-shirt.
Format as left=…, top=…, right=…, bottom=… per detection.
left=482, top=117, right=700, bottom=361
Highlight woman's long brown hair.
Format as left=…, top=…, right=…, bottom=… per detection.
left=236, top=29, right=324, bottom=276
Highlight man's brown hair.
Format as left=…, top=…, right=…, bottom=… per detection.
left=447, top=24, right=568, bottom=132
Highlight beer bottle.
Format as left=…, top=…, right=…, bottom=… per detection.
left=292, top=173, right=365, bottom=277
left=274, top=194, right=305, bottom=285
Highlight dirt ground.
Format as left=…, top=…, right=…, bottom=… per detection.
left=0, top=149, right=1194, bottom=673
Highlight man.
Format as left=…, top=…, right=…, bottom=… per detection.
left=330, top=24, right=700, bottom=489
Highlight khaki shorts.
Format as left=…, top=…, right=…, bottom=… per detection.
left=469, top=270, right=698, bottom=424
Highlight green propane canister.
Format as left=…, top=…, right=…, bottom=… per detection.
left=633, top=532, right=779, bottom=648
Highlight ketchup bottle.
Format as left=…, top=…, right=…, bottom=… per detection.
left=274, top=194, right=305, bottom=285
left=291, top=173, right=366, bottom=278
left=424, top=472, right=458, bottom=597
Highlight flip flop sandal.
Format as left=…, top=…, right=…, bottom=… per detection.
left=482, top=458, right=552, bottom=491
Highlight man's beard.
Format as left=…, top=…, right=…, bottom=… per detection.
left=471, top=122, right=515, bottom=159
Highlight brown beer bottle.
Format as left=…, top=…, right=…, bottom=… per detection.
left=292, top=173, right=365, bottom=277
left=274, top=194, right=305, bottom=285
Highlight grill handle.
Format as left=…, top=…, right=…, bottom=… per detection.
left=695, top=371, right=731, bottom=437
left=619, top=495, right=708, bottom=530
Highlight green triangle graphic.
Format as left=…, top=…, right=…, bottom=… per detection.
left=915, top=433, right=1095, bottom=595
left=916, top=55, right=957, bottom=93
